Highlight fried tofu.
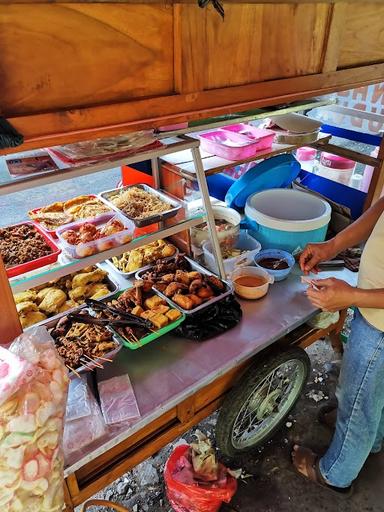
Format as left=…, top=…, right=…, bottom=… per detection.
left=166, top=309, right=182, bottom=322
left=144, top=295, right=165, bottom=309
left=132, top=305, right=144, bottom=317
left=151, top=305, right=170, bottom=315
left=150, top=313, right=169, bottom=329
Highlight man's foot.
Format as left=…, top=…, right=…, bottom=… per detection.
left=318, top=405, right=337, bottom=430
left=291, top=445, right=353, bottom=495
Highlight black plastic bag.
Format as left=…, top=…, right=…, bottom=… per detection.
left=175, top=295, right=242, bottom=342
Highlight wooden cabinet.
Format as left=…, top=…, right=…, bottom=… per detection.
left=1, top=1, right=384, bottom=153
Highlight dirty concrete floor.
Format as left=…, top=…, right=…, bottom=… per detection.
left=83, top=341, right=384, bottom=512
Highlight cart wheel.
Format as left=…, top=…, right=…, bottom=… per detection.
left=216, top=347, right=310, bottom=458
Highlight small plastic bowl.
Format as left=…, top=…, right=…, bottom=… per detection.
left=254, top=249, right=295, bottom=282
left=231, top=266, right=273, bottom=300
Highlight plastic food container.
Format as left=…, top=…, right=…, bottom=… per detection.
left=199, top=126, right=275, bottom=161
left=254, top=249, right=295, bottom=282
left=231, top=266, right=273, bottom=300
left=317, top=152, right=356, bottom=186
left=5, top=221, right=61, bottom=278
left=29, top=194, right=110, bottom=238
left=56, top=212, right=134, bottom=259
left=135, top=257, right=233, bottom=315
left=245, top=189, right=331, bottom=253
left=203, top=230, right=261, bottom=276
left=190, top=205, right=241, bottom=248
left=221, top=124, right=275, bottom=150
left=100, top=290, right=185, bottom=350
left=99, top=184, right=183, bottom=228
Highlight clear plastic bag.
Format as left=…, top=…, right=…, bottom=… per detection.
left=65, top=378, right=92, bottom=422
left=64, top=381, right=106, bottom=457
left=0, top=326, right=69, bottom=512
left=98, top=374, right=140, bottom=425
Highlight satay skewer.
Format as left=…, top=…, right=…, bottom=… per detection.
left=97, top=355, right=113, bottom=362
left=82, top=354, right=103, bottom=368
left=66, top=365, right=81, bottom=378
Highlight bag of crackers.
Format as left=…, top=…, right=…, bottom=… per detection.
left=0, top=326, right=69, bottom=512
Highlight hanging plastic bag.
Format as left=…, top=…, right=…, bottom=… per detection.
left=164, top=445, right=237, bottom=512
left=64, top=378, right=106, bottom=458
left=0, top=326, right=69, bottom=512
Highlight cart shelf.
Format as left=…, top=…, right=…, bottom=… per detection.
left=162, top=134, right=332, bottom=178
left=0, top=137, right=198, bottom=196
left=9, top=213, right=205, bottom=293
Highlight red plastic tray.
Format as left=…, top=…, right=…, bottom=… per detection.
left=5, top=221, right=62, bottom=278
left=29, top=194, right=106, bottom=238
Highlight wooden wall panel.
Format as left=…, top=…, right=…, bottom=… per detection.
left=205, top=3, right=329, bottom=89
left=338, top=3, right=384, bottom=68
left=0, top=4, right=174, bottom=115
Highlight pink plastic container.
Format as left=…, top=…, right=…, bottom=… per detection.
left=317, top=152, right=356, bottom=186
left=199, top=125, right=275, bottom=161
left=56, top=212, right=135, bottom=259
left=222, top=124, right=275, bottom=149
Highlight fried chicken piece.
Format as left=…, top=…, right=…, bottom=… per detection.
left=58, top=300, right=77, bottom=313
left=172, top=294, right=194, bottom=310
left=69, top=286, right=88, bottom=301
left=161, top=273, right=175, bottom=284
left=13, top=290, right=36, bottom=304
left=189, top=279, right=204, bottom=294
left=39, top=288, right=67, bottom=313
left=20, top=311, right=47, bottom=329
left=36, top=287, right=54, bottom=304
left=71, top=268, right=106, bottom=288
left=187, top=271, right=202, bottom=281
left=164, top=282, right=188, bottom=297
left=89, top=285, right=110, bottom=299
left=175, top=270, right=191, bottom=285
left=197, top=285, right=214, bottom=299
left=17, top=301, right=38, bottom=315
left=205, top=275, right=225, bottom=293
left=187, top=294, right=203, bottom=307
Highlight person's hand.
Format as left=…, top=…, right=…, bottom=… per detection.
left=306, top=278, right=355, bottom=312
left=299, top=240, right=337, bottom=274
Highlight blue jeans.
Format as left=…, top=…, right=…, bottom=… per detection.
left=319, top=309, right=384, bottom=488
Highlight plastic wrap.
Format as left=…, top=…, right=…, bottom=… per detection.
left=164, top=445, right=237, bottom=512
left=0, top=326, right=69, bottom=512
left=98, top=374, right=140, bottom=425
left=64, top=379, right=106, bottom=457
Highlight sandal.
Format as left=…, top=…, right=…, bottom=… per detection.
left=291, top=445, right=353, bottom=497
left=318, top=405, right=337, bottom=430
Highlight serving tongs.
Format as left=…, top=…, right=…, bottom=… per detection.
left=84, top=298, right=153, bottom=329
left=68, top=311, right=152, bottom=331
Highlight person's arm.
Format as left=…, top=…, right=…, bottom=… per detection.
left=331, top=196, right=384, bottom=254
left=300, top=197, right=384, bottom=274
left=306, top=278, right=384, bottom=312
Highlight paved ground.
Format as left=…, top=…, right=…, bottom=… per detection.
left=82, top=341, right=384, bottom=512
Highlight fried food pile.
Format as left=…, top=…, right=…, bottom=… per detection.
left=0, top=223, right=53, bottom=269
left=49, top=312, right=117, bottom=370
left=113, top=285, right=181, bottom=326
left=140, top=256, right=226, bottom=311
left=13, top=266, right=113, bottom=328
left=111, top=239, right=177, bottom=273
left=108, top=186, right=171, bottom=220
left=28, top=195, right=111, bottom=230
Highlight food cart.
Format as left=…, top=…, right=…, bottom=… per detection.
left=0, top=1, right=384, bottom=511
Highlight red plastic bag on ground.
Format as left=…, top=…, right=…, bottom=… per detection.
left=164, top=445, right=237, bottom=512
